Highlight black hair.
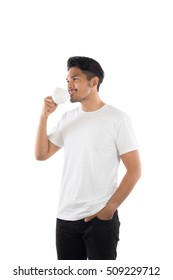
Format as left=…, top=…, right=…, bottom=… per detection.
left=67, top=56, right=104, bottom=91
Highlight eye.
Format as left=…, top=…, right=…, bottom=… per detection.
left=73, top=77, right=79, bottom=81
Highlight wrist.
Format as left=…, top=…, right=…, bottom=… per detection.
left=41, top=110, right=49, bottom=120
left=106, top=202, right=117, bottom=214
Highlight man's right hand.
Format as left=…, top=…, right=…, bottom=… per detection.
left=42, top=96, right=58, bottom=117
left=35, top=96, right=59, bottom=160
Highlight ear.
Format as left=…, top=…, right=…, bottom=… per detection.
left=90, top=76, right=99, bottom=88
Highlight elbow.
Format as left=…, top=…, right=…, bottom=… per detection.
left=35, top=156, right=44, bottom=161
left=35, top=152, right=47, bottom=161
left=136, top=171, right=141, bottom=183
left=127, top=167, right=141, bottom=186
left=35, top=155, right=45, bottom=161
left=134, top=166, right=142, bottom=184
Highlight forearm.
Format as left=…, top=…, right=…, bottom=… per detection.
left=35, top=113, right=49, bottom=160
left=107, top=169, right=141, bottom=213
left=85, top=150, right=141, bottom=222
left=35, top=96, right=58, bottom=160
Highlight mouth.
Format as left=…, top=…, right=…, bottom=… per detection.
left=69, top=89, right=77, bottom=97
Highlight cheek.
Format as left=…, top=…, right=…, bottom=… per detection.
left=86, top=86, right=92, bottom=94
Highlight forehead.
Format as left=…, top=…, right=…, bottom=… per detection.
left=66, top=67, right=85, bottom=79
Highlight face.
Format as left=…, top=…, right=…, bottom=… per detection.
left=66, top=67, right=92, bottom=103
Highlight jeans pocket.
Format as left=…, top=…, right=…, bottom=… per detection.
left=94, top=217, right=113, bottom=223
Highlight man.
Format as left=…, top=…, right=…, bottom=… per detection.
left=35, top=56, right=141, bottom=260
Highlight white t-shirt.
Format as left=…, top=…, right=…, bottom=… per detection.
left=48, top=104, right=138, bottom=221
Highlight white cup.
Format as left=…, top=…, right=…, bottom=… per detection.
left=52, top=87, right=69, bottom=104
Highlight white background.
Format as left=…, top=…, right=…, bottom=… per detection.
left=0, top=0, right=172, bottom=279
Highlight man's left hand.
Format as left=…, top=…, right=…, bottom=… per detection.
left=84, top=204, right=115, bottom=222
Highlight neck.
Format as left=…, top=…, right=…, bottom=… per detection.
left=81, top=93, right=105, bottom=112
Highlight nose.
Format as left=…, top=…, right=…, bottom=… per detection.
left=67, top=80, right=74, bottom=89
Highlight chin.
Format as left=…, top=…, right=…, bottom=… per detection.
left=70, top=96, right=80, bottom=103
left=70, top=98, right=78, bottom=103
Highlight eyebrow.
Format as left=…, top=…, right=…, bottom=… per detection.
left=66, top=74, right=80, bottom=81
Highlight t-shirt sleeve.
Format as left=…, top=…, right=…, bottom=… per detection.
left=48, top=118, right=64, bottom=148
left=115, top=113, right=138, bottom=155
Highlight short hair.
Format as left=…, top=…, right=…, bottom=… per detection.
left=67, top=56, right=104, bottom=91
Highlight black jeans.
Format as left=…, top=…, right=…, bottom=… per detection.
left=56, top=211, right=120, bottom=260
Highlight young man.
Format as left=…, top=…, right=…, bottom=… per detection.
left=35, top=56, right=141, bottom=260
